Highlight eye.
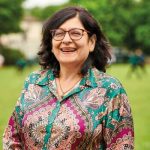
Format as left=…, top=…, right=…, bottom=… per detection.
left=70, top=29, right=82, bottom=37
left=54, top=30, right=65, bottom=37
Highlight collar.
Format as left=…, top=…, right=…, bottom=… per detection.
left=35, top=67, right=99, bottom=88
left=35, top=69, right=55, bottom=85
left=80, top=67, right=98, bottom=88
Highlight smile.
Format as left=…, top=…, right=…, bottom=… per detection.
left=60, top=47, right=77, bottom=52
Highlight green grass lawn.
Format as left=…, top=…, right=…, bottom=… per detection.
left=0, top=64, right=150, bottom=149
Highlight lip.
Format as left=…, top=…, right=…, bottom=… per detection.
left=60, top=47, right=77, bottom=52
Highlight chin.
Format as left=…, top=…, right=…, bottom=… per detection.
left=59, top=59, right=79, bottom=65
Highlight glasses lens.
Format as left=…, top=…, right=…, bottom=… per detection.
left=52, top=29, right=65, bottom=40
left=51, top=28, right=85, bottom=41
left=69, top=29, right=83, bottom=40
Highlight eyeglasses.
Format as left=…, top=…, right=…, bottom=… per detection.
left=50, top=28, right=89, bottom=41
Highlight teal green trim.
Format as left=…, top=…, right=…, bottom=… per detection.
left=36, top=69, right=55, bottom=85
left=42, top=102, right=60, bottom=150
left=15, top=106, right=24, bottom=127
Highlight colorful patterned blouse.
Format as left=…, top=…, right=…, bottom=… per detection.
left=3, top=67, right=134, bottom=150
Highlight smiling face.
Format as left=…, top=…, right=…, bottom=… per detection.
left=51, top=15, right=96, bottom=68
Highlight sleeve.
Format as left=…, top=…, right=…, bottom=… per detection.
left=102, top=82, right=134, bottom=150
left=3, top=77, right=30, bottom=150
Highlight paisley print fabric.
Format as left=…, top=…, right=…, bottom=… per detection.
left=3, top=68, right=134, bottom=150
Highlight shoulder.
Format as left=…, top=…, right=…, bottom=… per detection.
left=19, top=69, right=54, bottom=110
left=24, top=69, right=54, bottom=87
left=92, top=68, right=126, bottom=95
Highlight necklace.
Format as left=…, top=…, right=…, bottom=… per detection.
left=57, top=77, right=81, bottom=98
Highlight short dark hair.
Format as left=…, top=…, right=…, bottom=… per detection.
left=38, top=6, right=111, bottom=76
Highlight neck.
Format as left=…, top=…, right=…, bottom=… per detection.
left=56, top=64, right=83, bottom=98
left=59, top=64, right=82, bottom=81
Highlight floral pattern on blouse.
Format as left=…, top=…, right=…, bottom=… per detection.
left=3, top=68, right=134, bottom=150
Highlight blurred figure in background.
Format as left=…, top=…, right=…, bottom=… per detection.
left=127, top=48, right=146, bottom=78
left=16, top=58, right=27, bottom=72
left=135, top=48, right=146, bottom=73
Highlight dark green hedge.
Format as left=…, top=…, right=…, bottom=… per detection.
left=0, top=45, right=25, bottom=65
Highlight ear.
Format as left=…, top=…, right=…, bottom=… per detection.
left=88, top=34, right=97, bottom=52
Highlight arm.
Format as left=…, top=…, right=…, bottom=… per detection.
left=3, top=77, right=30, bottom=150
left=103, top=85, right=134, bottom=150
left=3, top=102, right=24, bottom=150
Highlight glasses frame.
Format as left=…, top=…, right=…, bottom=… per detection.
left=50, top=28, right=90, bottom=41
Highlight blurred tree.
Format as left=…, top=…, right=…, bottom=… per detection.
left=30, top=5, right=63, bottom=21
left=0, top=45, right=25, bottom=65
left=0, top=0, right=25, bottom=65
left=125, top=0, right=150, bottom=54
left=0, top=0, right=24, bottom=37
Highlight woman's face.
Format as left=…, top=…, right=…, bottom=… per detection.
left=51, top=16, right=96, bottom=68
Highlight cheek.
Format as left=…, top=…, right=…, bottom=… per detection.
left=77, top=41, right=91, bottom=53
left=76, top=39, right=88, bottom=49
left=79, top=45, right=90, bottom=59
left=52, top=41, right=60, bottom=51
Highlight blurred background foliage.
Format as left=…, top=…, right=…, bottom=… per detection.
left=0, top=0, right=24, bottom=35
left=0, top=45, right=25, bottom=65
left=0, top=0, right=25, bottom=65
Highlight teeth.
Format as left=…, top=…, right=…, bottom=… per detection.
left=61, top=48, right=76, bottom=52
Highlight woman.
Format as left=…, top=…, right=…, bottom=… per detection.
left=3, top=6, right=134, bottom=150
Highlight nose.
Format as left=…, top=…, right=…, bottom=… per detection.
left=62, top=32, right=72, bottom=43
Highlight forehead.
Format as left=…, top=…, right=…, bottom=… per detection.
left=59, top=16, right=84, bottom=30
